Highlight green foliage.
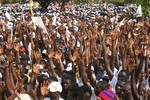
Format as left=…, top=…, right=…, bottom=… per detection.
left=133, top=0, right=150, bottom=16
left=3, top=0, right=19, bottom=3
left=73, top=0, right=149, bottom=16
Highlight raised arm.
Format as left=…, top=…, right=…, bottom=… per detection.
left=47, top=49, right=57, bottom=78
left=102, top=36, right=114, bottom=80
left=131, top=69, right=140, bottom=100
left=77, top=57, right=91, bottom=87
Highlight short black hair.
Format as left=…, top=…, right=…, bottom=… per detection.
left=62, top=71, right=76, bottom=84
left=81, top=86, right=92, bottom=98
left=24, top=82, right=35, bottom=90
left=118, top=70, right=130, bottom=82
left=69, top=87, right=84, bottom=100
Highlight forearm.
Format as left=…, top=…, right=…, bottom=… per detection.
left=87, top=65, right=96, bottom=86
left=49, top=58, right=57, bottom=77
left=110, top=39, right=116, bottom=69
left=78, top=59, right=91, bottom=87
left=5, top=68, right=15, bottom=95
left=138, top=82, right=143, bottom=95
left=103, top=50, right=114, bottom=80
left=40, top=96, right=45, bottom=100
left=9, top=70, right=16, bottom=89
left=11, top=65, right=18, bottom=81
left=16, top=51, right=20, bottom=63
left=145, top=56, right=149, bottom=76
left=85, top=48, right=90, bottom=66
left=58, top=58, right=64, bottom=73
left=131, top=70, right=140, bottom=99
left=115, top=52, right=120, bottom=69
left=135, top=56, right=144, bottom=82
left=7, top=93, right=17, bottom=100
left=122, top=49, right=127, bottom=70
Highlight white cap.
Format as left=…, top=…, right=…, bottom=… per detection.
left=48, top=81, right=62, bottom=93
left=42, top=49, right=47, bottom=54
left=14, top=94, right=33, bottom=100
left=65, top=63, right=72, bottom=71
left=36, top=64, right=43, bottom=69
left=41, top=71, right=50, bottom=78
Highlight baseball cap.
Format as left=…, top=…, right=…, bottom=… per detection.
left=48, top=81, right=62, bottom=93
left=14, top=94, right=33, bottom=100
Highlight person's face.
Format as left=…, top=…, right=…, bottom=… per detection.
left=40, top=61, right=46, bottom=68
left=83, top=92, right=91, bottom=100
left=121, top=84, right=132, bottom=99
left=25, top=85, right=32, bottom=93
left=98, top=62, right=105, bottom=71
left=116, top=81, right=124, bottom=96
left=61, top=79, right=73, bottom=91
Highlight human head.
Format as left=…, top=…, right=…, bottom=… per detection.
left=120, top=81, right=133, bottom=100
left=98, top=88, right=115, bottom=100
left=40, top=58, right=47, bottom=69
left=61, top=71, right=76, bottom=91
left=47, top=81, right=62, bottom=97
left=24, top=82, right=35, bottom=93
left=94, top=81, right=110, bottom=96
left=118, top=70, right=130, bottom=82
left=81, top=86, right=92, bottom=100
left=67, top=87, right=84, bottom=100
left=14, top=94, right=33, bottom=100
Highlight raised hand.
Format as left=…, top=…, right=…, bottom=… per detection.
left=110, top=30, right=119, bottom=41
left=31, top=82, right=39, bottom=97
left=14, top=43, right=20, bottom=52
left=135, top=49, right=140, bottom=56
left=6, top=43, right=13, bottom=50
left=48, top=49, right=54, bottom=59
left=139, top=72, right=146, bottom=82
left=69, top=50, right=79, bottom=62
left=8, top=51, right=15, bottom=63
left=128, top=38, right=134, bottom=49
left=40, top=81, right=49, bottom=96
left=31, top=42, right=35, bottom=50
left=34, top=51, right=41, bottom=60
left=32, top=64, right=40, bottom=74
left=53, top=52, right=62, bottom=60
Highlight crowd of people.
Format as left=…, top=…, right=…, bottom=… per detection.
left=0, top=1, right=149, bottom=100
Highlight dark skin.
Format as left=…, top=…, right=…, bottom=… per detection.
left=121, top=82, right=133, bottom=100
left=61, top=78, right=74, bottom=91
left=102, top=35, right=114, bottom=80
left=61, top=78, right=76, bottom=99
left=0, top=4, right=149, bottom=100
left=118, top=70, right=129, bottom=82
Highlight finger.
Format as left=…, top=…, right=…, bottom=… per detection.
left=31, top=89, right=34, bottom=93
left=40, top=83, right=43, bottom=88
left=43, top=81, right=46, bottom=86
left=45, top=81, right=48, bottom=86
